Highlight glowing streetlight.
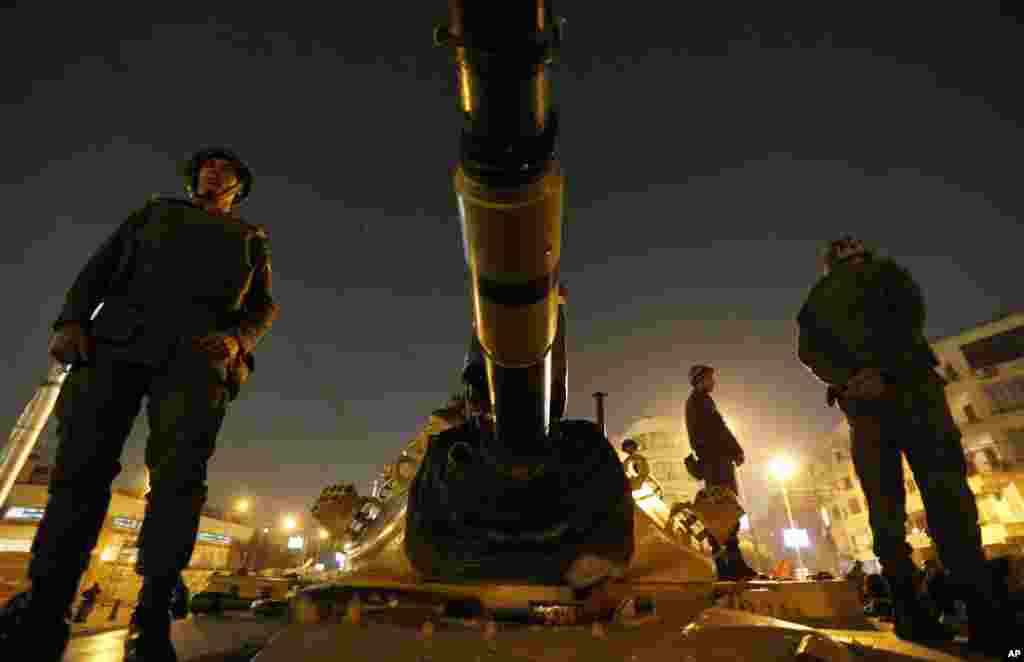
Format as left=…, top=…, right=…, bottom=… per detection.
left=283, top=516, right=298, bottom=531
left=769, top=456, right=798, bottom=483
left=769, top=454, right=805, bottom=578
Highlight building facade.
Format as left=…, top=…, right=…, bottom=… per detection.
left=621, top=416, right=703, bottom=509
left=824, top=311, right=1024, bottom=573
left=0, top=464, right=254, bottom=600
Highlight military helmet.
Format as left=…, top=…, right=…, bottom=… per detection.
left=821, top=235, right=871, bottom=273
left=179, top=146, right=254, bottom=206
left=689, top=364, right=714, bottom=387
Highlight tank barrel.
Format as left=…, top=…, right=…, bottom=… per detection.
left=443, top=0, right=566, bottom=464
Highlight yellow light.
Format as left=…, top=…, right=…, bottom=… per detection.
left=770, top=456, right=798, bottom=483
left=319, top=528, right=329, bottom=540
left=100, top=546, right=119, bottom=562
left=283, top=516, right=297, bottom=531
left=235, top=499, right=250, bottom=513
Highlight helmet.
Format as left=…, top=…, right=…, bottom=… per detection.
left=821, top=235, right=871, bottom=274
left=689, top=364, right=714, bottom=387
left=179, top=146, right=254, bottom=206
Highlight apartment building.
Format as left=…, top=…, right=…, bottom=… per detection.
left=824, top=311, right=1024, bottom=573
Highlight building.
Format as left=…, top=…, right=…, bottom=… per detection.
left=620, top=416, right=777, bottom=570
left=621, top=416, right=702, bottom=509
left=824, top=310, right=1024, bottom=573
left=0, top=465, right=254, bottom=601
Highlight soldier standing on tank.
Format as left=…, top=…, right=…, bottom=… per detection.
left=795, top=235, right=1007, bottom=655
left=0, top=147, right=279, bottom=662
left=684, top=364, right=759, bottom=581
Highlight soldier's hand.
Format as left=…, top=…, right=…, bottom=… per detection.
left=845, top=368, right=887, bottom=400
left=49, top=322, right=92, bottom=364
left=194, top=333, right=241, bottom=361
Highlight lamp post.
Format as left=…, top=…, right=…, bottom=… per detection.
left=770, top=456, right=805, bottom=578
left=733, top=466, right=764, bottom=573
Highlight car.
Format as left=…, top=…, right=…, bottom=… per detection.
left=189, top=591, right=254, bottom=613
left=251, top=598, right=290, bottom=617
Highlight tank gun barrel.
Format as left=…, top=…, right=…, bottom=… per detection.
left=439, top=0, right=566, bottom=463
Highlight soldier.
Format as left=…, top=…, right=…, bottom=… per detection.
left=796, top=235, right=1006, bottom=655
left=684, top=364, right=759, bottom=581
left=0, top=147, right=279, bottom=662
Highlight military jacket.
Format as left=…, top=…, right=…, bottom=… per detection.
left=685, top=390, right=743, bottom=463
left=55, top=198, right=279, bottom=368
left=796, top=256, right=936, bottom=387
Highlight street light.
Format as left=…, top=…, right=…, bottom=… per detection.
left=283, top=516, right=298, bottom=531
left=770, top=455, right=805, bottom=578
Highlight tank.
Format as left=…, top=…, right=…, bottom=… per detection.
left=309, top=0, right=716, bottom=591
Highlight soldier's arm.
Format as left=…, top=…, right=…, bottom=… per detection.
left=684, top=402, right=706, bottom=457
left=796, top=304, right=859, bottom=387
left=53, top=209, right=145, bottom=330
left=867, top=263, right=930, bottom=377
left=232, top=231, right=280, bottom=356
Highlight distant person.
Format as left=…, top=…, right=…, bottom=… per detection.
left=684, top=364, right=758, bottom=581
left=170, top=575, right=189, bottom=621
left=0, top=147, right=279, bottom=662
left=73, top=583, right=102, bottom=623
left=796, top=236, right=1007, bottom=655
left=863, top=573, right=894, bottom=619
left=845, top=561, right=866, bottom=601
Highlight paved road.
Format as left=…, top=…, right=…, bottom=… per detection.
left=64, top=615, right=284, bottom=662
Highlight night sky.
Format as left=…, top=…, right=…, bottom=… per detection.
left=2, top=3, right=1021, bottom=527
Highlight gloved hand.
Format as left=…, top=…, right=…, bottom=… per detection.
left=845, top=368, right=888, bottom=400
left=194, top=333, right=241, bottom=361
left=49, top=322, right=93, bottom=364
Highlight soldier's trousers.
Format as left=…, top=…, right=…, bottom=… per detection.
left=840, top=372, right=988, bottom=588
left=29, top=345, right=230, bottom=592
left=704, top=460, right=741, bottom=556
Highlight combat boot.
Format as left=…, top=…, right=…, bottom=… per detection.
left=964, top=569, right=1013, bottom=658
left=0, top=591, right=71, bottom=662
left=722, top=557, right=763, bottom=581
left=125, top=577, right=178, bottom=662
left=888, top=576, right=956, bottom=644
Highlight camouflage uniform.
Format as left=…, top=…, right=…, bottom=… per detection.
left=28, top=196, right=278, bottom=617
left=797, top=254, right=1004, bottom=649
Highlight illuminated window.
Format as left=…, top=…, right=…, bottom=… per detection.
left=3, top=507, right=44, bottom=521
left=984, top=376, right=1024, bottom=415
left=0, top=539, right=32, bottom=553
left=196, top=532, right=232, bottom=545
left=961, top=326, right=1024, bottom=371
left=112, top=516, right=142, bottom=530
